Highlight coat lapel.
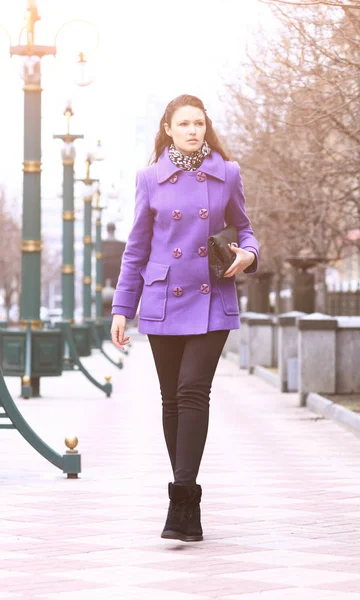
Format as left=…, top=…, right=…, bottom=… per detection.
left=156, top=148, right=181, bottom=183
left=198, top=151, right=226, bottom=182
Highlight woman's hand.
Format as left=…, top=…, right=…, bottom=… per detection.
left=223, top=244, right=255, bottom=278
left=111, top=315, right=130, bottom=350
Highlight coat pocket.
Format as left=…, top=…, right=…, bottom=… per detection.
left=216, top=280, right=240, bottom=316
left=139, top=261, right=170, bottom=321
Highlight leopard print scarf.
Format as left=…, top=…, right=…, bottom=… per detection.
left=168, top=140, right=211, bottom=171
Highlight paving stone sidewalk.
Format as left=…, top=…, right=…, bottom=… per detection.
left=1, top=334, right=360, bottom=600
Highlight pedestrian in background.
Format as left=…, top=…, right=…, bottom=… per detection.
left=111, top=94, right=259, bottom=542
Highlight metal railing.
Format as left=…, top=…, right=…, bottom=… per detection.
left=326, top=285, right=360, bottom=316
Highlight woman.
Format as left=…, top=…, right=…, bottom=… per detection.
left=111, top=94, right=259, bottom=543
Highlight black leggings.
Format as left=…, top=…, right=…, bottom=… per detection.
left=148, top=330, right=229, bottom=488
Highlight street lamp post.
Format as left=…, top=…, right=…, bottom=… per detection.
left=5, top=2, right=58, bottom=397
left=90, top=188, right=128, bottom=368
left=90, top=196, right=125, bottom=369
left=78, top=141, right=104, bottom=323
left=13, top=6, right=56, bottom=333
left=53, top=104, right=85, bottom=369
left=80, top=159, right=97, bottom=323
left=50, top=138, right=113, bottom=391
left=0, top=1, right=100, bottom=399
left=83, top=175, right=94, bottom=323
left=0, top=1, right=85, bottom=475
left=93, top=189, right=105, bottom=321
left=53, top=103, right=84, bottom=323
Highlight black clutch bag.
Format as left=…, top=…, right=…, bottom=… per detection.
left=208, top=224, right=238, bottom=279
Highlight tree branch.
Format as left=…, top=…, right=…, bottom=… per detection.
left=261, top=0, right=360, bottom=9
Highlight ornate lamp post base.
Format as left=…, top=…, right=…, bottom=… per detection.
left=0, top=367, right=81, bottom=477
left=59, top=322, right=113, bottom=396
left=70, top=323, right=93, bottom=357
left=0, top=324, right=63, bottom=399
left=91, top=322, right=124, bottom=369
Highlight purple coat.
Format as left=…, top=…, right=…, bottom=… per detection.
left=112, top=148, right=259, bottom=335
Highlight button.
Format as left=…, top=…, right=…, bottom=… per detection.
left=172, top=210, right=182, bottom=220
left=198, top=246, right=208, bottom=257
left=173, top=248, right=182, bottom=258
left=196, top=171, right=206, bottom=182
left=169, top=174, right=178, bottom=184
left=173, top=286, right=183, bottom=297
left=199, top=209, right=209, bottom=219
left=200, top=284, right=210, bottom=294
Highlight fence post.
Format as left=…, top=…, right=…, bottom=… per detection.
left=298, top=313, right=337, bottom=407
left=278, top=311, right=305, bottom=392
left=247, top=314, right=274, bottom=374
left=336, top=316, right=360, bottom=393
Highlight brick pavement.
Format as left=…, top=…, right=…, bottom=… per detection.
left=1, top=334, right=360, bottom=599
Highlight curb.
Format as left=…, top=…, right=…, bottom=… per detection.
left=227, top=358, right=360, bottom=439
left=307, top=392, right=360, bottom=437
left=253, top=365, right=281, bottom=390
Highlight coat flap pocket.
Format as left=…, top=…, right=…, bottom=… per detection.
left=140, top=261, right=170, bottom=285
left=216, top=281, right=239, bottom=316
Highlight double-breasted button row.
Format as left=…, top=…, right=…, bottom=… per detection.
left=173, top=284, right=211, bottom=297
left=168, top=172, right=206, bottom=184
left=172, top=247, right=207, bottom=258
left=172, top=209, right=209, bottom=220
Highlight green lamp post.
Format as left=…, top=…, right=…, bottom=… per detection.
left=53, top=103, right=84, bottom=323
left=93, top=188, right=105, bottom=320
left=90, top=187, right=127, bottom=369
left=53, top=104, right=86, bottom=369
left=83, top=172, right=94, bottom=323
left=16, top=6, right=56, bottom=330
left=79, top=142, right=104, bottom=323
left=0, top=1, right=60, bottom=398
left=0, top=1, right=100, bottom=398
left=0, top=1, right=83, bottom=475
left=51, top=129, right=113, bottom=392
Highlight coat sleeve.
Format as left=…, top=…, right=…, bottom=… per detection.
left=111, top=170, right=154, bottom=318
left=224, top=161, right=259, bottom=274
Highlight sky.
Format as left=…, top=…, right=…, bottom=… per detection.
left=0, top=0, right=279, bottom=235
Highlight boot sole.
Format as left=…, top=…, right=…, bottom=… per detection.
left=161, top=530, right=203, bottom=542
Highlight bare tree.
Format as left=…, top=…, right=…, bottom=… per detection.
left=0, top=189, right=21, bottom=319
left=221, top=2, right=360, bottom=309
left=261, top=0, right=360, bottom=10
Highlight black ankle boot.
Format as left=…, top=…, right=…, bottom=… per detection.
left=161, top=483, right=187, bottom=539
left=161, top=483, right=203, bottom=542
left=179, top=484, right=203, bottom=542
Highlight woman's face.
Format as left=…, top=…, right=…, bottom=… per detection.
left=164, top=105, right=206, bottom=155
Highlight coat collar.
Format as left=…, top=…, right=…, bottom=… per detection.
left=156, top=146, right=226, bottom=184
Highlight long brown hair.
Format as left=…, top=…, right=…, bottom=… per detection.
left=149, top=94, right=229, bottom=164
